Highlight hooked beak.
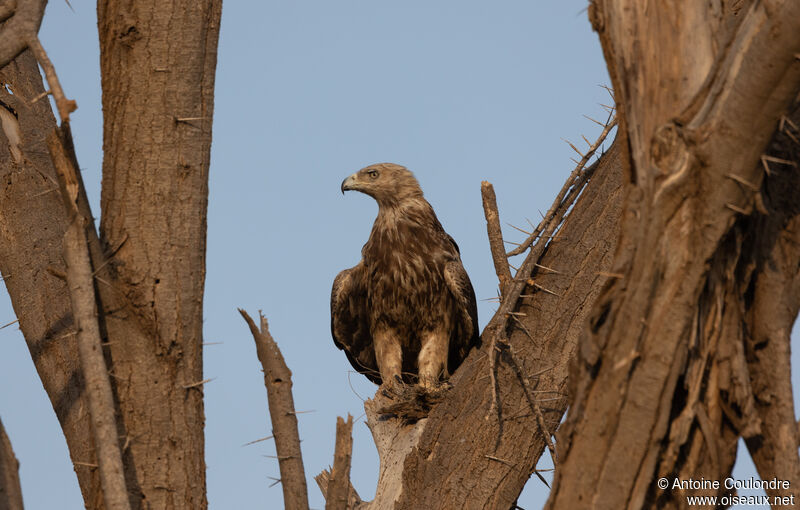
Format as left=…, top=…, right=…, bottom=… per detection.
left=341, top=174, right=357, bottom=194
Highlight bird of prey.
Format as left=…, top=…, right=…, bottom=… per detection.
left=331, top=163, right=480, bottom=390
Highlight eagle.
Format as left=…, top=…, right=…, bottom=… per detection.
left=331, top=163, right=480, bottom=391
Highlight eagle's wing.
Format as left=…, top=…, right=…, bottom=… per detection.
left=443, top=252, right=481, bottom=374
left=331, top=263, right=381, bottom=384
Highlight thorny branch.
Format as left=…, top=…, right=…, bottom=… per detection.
left=48, top=130, right=131, bottom=510
left=0, top=0, right=76, bottom=121
left=481, top=112, right=617, bottom=463
left=506, top=113, right=617, bottom=257
left=239, top=309, right=309, bottom=510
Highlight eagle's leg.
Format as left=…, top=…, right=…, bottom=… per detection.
left=418, top=330, right=449, bottom=391
left=373, top=328, right=403, bottom=389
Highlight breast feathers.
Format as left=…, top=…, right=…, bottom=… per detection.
left=331, top=163, right=480, bottom=388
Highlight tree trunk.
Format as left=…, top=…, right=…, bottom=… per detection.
left=0, top=49, right=103, bottom=506
left=547, top=1, right=800, bottom=508
left=91, top=1, right=222, bottom=507
left=0, top=417, right=23, bottom=510
left=0, top=2, right=222, bottom=507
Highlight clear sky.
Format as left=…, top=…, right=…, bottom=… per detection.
left=0, top=1, right=795, bottom=509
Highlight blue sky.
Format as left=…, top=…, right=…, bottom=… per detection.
left=0, top=1, right=795, bottom=509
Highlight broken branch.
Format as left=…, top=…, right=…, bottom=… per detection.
left=481, top=181, right=512, bottom=295
left=239, top=309, right=309, bottom=510
left=325, top=415, right=355, bottom=510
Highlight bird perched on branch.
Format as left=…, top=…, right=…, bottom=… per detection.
left=331, top=163, right=480, bottom=392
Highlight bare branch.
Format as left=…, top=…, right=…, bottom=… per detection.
left=47, top=130, right=131, bottom=510
left=0, top=0, right=44, bottom=68
left=26, top=35, right=76, bottom=122
left=506, top=115, right=616, bottom=257
left=481, top=181, right=512, bottom=295
left=325, top=415, right=355, bottom=510
left=239, top=309, right=309, bottom=510
left=315, top=469, right=361, bottom=509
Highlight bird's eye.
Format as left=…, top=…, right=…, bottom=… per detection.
left=368, top=170, right=379, bottom=179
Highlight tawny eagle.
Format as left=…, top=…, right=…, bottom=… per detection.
left=331, top=163, right=480, bottom=389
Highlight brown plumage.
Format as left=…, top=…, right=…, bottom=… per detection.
left=331, top=163, right=480, bottom=389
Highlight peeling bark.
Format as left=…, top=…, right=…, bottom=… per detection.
left=548, top=1, right=800, bottom=508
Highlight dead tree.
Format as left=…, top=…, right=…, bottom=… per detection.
left=1, top=0, right=797, bottom=509
left=0, top=1, right=222, bottom=508
left=548, top=1, right=800, bottom=508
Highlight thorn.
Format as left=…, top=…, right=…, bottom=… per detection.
left=174, top=116, right=207, bottom=123
left=506, top=311, right=527, bottom=317
left=533, top=470, right=551, bottom=488
left=183, top=377, right=215, bottom=389
left=510, top=314, right=535, bottom=342
left=784, top=128, right=800, bottom=146
left=724, top=173, right=759, bottom=191
left=583, top=114, right=605, bottom=127
left=598, top=83, right=614, bottom=99
left=505, top=222, right=532, bottom=235
left=508, top=262, right=520, bottom=272
left=503, top=239, right=522, bottom=246
left=562, top=138, right=586, bottom=158
left=527, top=279, right=561, bottom=297
left=203, top=342, right=223, bottom=346
left=73, top=461, right=99, bottom=468
left=782, top=115, right=798, bottom=133
left=725, top=203, right=749, bottom=214
left=534, top=263, right=561, bottom=274
left=267, top=476, right=282, bottom=488
left=30, top=187, right=59, bottom=198
left=762, top=154, right=797, bottom=167
left=30, top=90, right=51, bottom=104
left=484, top=455, right=515, bottom=467
left=242, top=435, right=274, bottom=447
left=0, top=319, right=19, bottom=330
left=581, top=134, right=592, bottom=146
left=288, top=410, right=316, bottom=415
left=529, top=366, right=555, bottom=378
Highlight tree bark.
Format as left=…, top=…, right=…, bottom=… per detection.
left=742, top=100, right=800, bottom=504
left=240, top=310, right=310, bottom=510
left=0, top=50, right=104, bottom=506
left=88, top=1, right=222, bottom=507
left=50, top=131, right=131, bottom=510
left=0, top=417, right=23, bottom=510
left=547, top=1, right=800, bottom=508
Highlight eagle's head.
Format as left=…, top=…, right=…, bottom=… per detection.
left=341, top=163, right=424, bottom=207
